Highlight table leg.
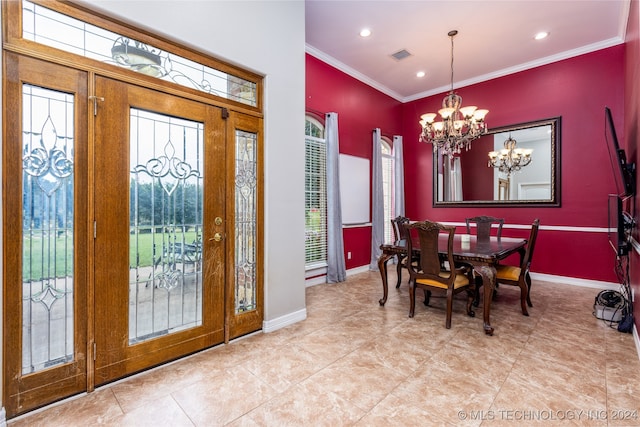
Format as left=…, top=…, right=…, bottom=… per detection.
left=474, top=265, right=496, bottom=335
left=378, top=252, right=394, bottom=306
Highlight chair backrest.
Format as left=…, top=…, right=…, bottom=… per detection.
left=465, top=216, right=504, bottom=241
left=521, top=219, right=540, bottom=273
left=406, top=220, right=456, bottom=285
left=391, top=215, right=410, bottom=242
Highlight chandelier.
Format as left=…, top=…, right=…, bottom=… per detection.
left=419, top=30, right=489, bottom=155
left=487, top=135, right=533, bottom=176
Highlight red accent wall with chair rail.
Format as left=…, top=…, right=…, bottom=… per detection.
left=306, top=45, right=625, bottom=283
left=402, top=46, right=625, bottom=283
left=624, top=0, right=640, bottom=334
left=306, top=54, right=403, bottom=270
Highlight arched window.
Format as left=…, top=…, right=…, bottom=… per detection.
left=305, top=116, right=327, bottom=268
left=381, top=137, right=394, bottom=243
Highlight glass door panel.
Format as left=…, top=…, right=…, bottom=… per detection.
left=129, top=109, right=204, bottom=344
left=22, top=84, right=76, bottom=373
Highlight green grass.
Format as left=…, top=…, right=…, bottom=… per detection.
left=22, top=230, right=200, bottom=281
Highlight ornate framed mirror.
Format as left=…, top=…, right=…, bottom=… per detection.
left=433, top=117, right=561, bottom=206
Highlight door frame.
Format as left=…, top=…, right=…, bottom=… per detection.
left=2, top=0, right=264, bottom=418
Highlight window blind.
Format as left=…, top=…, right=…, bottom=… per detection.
left=305, top=135, right=327, bottom=266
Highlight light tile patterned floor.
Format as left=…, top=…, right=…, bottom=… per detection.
left=9, top=270, right=640, bottom=426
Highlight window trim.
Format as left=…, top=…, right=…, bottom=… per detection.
left=3, top=0, right=264, bottom=116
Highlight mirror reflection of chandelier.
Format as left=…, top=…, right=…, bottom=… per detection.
left=488, top=135, right=533, bottom=176
left=419, top=30, right=489, bottom=156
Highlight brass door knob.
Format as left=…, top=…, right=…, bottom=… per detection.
left=212, top=233, right=223, bottom=242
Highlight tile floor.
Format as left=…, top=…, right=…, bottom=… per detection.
left=9, top=270, right=640, bottom=426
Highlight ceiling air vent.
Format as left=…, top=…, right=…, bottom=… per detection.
left=391, top=49, right=411, bottom=61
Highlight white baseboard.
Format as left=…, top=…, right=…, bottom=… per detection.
left=305, top=264, right=372, bottom=287
left=529, top=272, right=619, bottom=290
left=262, top=308, right=307, bottom=333
left=348, top=265, right=371, bottom=276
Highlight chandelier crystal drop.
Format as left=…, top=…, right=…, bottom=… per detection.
left=419, top=30, right=489, bottom=156
left=487, top=135, right=533, bottom=176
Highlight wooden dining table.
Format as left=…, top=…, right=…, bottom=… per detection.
left=378, top=234, right=527, bottom=335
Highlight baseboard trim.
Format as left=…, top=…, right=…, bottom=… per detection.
left=262, top=308, right=307, bottom=333
left=305, top=264, right=372, bottom=287
left=529, top=272, right=619, bottom=290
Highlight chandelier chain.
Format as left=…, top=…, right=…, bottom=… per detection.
left=449, top=32, right=455, bottom=93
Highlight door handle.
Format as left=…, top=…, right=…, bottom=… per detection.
left=210, top=232, right=223, bottom=242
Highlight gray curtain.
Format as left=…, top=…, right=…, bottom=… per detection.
left=370, top=128, right=384, bottom=270
left=325, top=113, right=346, bottom=283
left=393, top=135, right=405, bottom=217
left=444, top=155, right=463, bottom=201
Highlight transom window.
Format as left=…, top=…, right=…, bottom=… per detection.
left=21, top=0, right=257, bottom=107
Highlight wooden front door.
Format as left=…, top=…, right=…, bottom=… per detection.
left=92, top=76, right=226, bottom=385
left=3, top=55, right=262, bottom=418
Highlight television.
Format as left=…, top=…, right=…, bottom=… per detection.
left=605, top=106, right=635, bottom=197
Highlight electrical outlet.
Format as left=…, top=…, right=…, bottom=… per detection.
left=347, top=251, right=352, bottom=259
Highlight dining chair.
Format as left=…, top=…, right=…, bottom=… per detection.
left=405, top=220, right=476, bottom=328
left=465, top=216, right=504, bottom=241
left=390, top=215, right=416, bottom=288
left=495, top=218, right=540, bottom=316
left=465, top=216, right=505, bottom=304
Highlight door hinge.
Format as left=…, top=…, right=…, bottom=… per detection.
left=222, top=107, right=229, bottom=120
left=93, top=220, right=97, bottom=239
left=89, top=95, right=104, bottom=116
left=93, top=342, right=96, bottom=361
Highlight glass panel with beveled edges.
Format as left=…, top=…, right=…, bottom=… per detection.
left=129, top=109, right=204, bottom=344
left=235, top=130, right=257, bottom=313
left=22, top=84, right=75, bottom=374
left=21, top=0, right=257, bottom=107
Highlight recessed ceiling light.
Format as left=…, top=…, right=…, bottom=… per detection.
left=360, top=28, right=372, bottom=38
left=534, top=31, right=549, bottom=40
left=416, top=71, right=426, bottom=78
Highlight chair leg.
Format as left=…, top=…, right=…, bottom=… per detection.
left=445, top=289, right=453, bottom=329
left=395, top=255, right=404, bottom=288
left=473, top=275, right=482, bottom=307
left=519, top=279, right=529, bottom=316
left=525, top=272, right=533, bottom=307
left=465, top=288, right=476, bottom=318
left=409, top=281, right=416, bottom=318
left=423, top=289, right=431, bottom=306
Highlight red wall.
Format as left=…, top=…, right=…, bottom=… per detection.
left=306, top=54, right=403, bottom=269
left=402, top=46, right=625, bottom=282
left=625, top=0, right=640, bottom=332
left=306, top=44, right=625, bottom=283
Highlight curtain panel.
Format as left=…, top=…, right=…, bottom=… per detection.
left=325, top=113, right=346, bottom=283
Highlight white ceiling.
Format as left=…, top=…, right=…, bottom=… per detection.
left=305, top=0, right=630, bottom=102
